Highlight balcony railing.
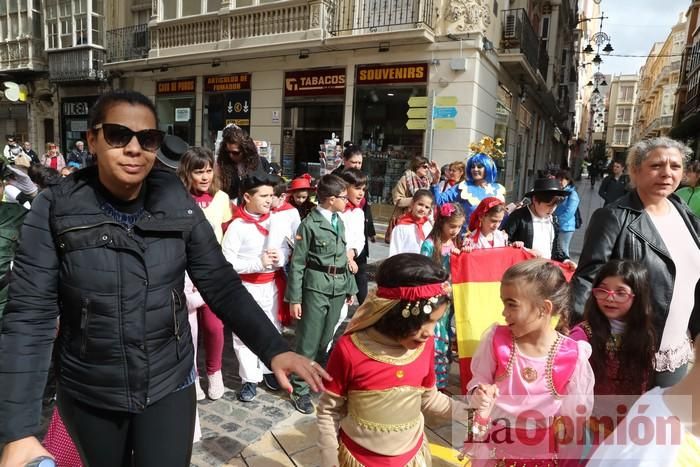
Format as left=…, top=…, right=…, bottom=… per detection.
left=48, top=47, right=106, bottom=82
left=328, top=0, right=435, bottom=35
left=107, top=24, right=150, bottom=63
left=0, top=37, right=45, bottom=71
left=501, top=9, right=548, bottom=80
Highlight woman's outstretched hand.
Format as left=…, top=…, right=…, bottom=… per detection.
left=0, top=436, right=53, bottom=467
left=271, top=351, right=332, bottom=393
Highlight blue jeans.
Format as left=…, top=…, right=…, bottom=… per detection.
left=558, top=230, right=574, bottom=258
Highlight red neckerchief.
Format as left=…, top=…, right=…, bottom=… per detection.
left=343, top=197, right=366, bottom=213
left=448, top=180, right=457, bottom=187
left=273, top=201, right=296, bottom=213
left=233, top=205, right=270, bottom=236
left=396, top=213, right=429, bottom=241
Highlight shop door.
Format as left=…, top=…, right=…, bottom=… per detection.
left=282, top=101, right=343, bottom=178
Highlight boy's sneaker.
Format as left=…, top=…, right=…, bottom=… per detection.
left=263, top=373, right=281, bottom=391
left=291, top=393, right=314, bottom=414
left=238, top=382, right=257, bottom=402
left=207, top=370, right=225, bottom=400
left=194, top=378, right=206, bottom=401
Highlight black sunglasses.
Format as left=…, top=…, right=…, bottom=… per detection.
left=93, top=123, right=165, bottom=152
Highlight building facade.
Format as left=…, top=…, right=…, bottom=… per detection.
left=634, top=13, right=686, bottom=141
left=605, top=74, right=638, bottom=161
left=671, top=0, right=700, bottom=156
left=1, top=0, right=578, bottom=217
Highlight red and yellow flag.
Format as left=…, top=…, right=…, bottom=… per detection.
left=451, top=247, right=534, bottom=393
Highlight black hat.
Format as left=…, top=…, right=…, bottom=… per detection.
left=156, top=135, right=188, bottom=169
left=524, top=178, right=570, bottom=198
left=241, top=168, right=281, bottom=194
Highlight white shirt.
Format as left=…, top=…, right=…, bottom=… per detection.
left=528, top=207, right=555, bottom=259
left=389, top=221, right=433, bottom=256
left=649, top=201, right=700, bottom=371
left=339, top=206, right=366, bottom=255
left=269, top=205, right=301, bottom=251
left=316, top=206, right=335, bottom=226
left=221, top=209, right=290, bottom=274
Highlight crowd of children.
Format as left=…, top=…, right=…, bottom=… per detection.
left=32, top=128, right=683, bottom=467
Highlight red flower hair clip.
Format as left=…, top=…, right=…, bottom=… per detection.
left=440, top=203, right=456, bottom=217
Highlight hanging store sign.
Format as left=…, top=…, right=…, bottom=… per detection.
left=204, top=73, right=251, bottom=92
left=284, top=68, right=346, bottom=97
left=156, top=78, right=196, bottom=94
left=356, top=63, right=428, bottom=85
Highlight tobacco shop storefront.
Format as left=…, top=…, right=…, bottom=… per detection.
left=282, top=68, right=346, bottom=178
left=352, top=62, right=428, bottom=219
left=202, top=73, right=252, bottom=150
left=156, top=78, right=196, bottom=145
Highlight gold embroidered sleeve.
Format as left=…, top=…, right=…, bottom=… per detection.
left=317, top=391, right=346, bottom=467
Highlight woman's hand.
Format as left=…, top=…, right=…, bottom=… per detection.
left=271, top=352, right=332, bottom=393
left=563, top=259, right=577, bottom=270
left=290, top=303, right=302, bottom=320
left=511, top=241, right=524, bottom=249
left=429, top=161, right=441, bottom=184
left=0, top=436, right=53, bottom=467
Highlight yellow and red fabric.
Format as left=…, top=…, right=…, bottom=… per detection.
left=450, top=248, right=574, bottom=394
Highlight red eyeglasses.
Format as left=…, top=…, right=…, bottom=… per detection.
left=591, top=287, right=635, bottom=303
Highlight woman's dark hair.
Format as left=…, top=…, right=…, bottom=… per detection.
left=339, top=168, right=367, bottom=187
left=373, top=253, right=451, bottom=340
left=555, top=170, right=574, bottom=185
left=343, top=141, right=362, bottom=160
left=87, top=90, right=158, bottom=129
left=216, top=125, right=260, bottom=197
left=502, top=259, right=570, bottom=333
left=316, top=174, right=347, bottom=202
left=583, top=260, right=656, bottom=394
left=409, top=156, right=429, bottom=173
left=412, top=189, right=434, bottom=204
left=426, top=202, right=465, bottom=265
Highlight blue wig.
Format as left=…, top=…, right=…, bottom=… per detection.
left=466, top=153, right=498, bottom=184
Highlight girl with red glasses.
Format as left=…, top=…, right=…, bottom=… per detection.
left=569, top=260, right=656, bottom=454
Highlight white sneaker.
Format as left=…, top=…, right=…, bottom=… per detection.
left=195, top=378, right=206, bottom=401
left=207, top=370, right=225, bottom=400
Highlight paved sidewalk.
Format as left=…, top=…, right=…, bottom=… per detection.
left=569, top=179, right=604, bottom=261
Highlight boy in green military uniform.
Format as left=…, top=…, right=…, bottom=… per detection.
left=285, top=174, right=358, bottom=414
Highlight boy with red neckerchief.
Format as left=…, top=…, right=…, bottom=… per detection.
left=221, top=169, right=290, bottom=403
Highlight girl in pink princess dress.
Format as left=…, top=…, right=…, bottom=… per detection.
left=462, top=259, right=594, bottom=466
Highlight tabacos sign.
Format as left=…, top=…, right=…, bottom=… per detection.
left=284, top=68, right=346, bottom=97
left=356, top=63, right=428, bottom=85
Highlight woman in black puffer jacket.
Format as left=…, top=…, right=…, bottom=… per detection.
left=0, top=90, right=328, bottom=467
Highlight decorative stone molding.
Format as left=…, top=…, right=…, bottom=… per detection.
left=447, top=0, right=490, bottom=33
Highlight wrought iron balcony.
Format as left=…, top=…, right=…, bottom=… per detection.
left=500, top=9, right=549, bottom=82
left=0, top=37, right=46, bottom=71
left=107, top=24, right=150, bottom=63
left=327, top=0, right=435, bottom=35
left=48, top=47, right=106, bottom=82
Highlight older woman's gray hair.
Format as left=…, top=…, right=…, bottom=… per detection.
left=626, top=137, right=693, bottom=172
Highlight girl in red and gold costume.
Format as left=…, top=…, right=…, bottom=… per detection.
left=316, top=253, right=459, bottom=466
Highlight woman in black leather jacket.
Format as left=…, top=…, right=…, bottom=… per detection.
left=0, top=90, right=328, bottom=467
left=571, top=137, right=700, bottom=388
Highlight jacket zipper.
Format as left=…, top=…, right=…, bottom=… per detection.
left=172, top=289, right=182, bottom=361
left=57, top=221, right=119, bottom=236
left=79, top=297, right=90, bottom=359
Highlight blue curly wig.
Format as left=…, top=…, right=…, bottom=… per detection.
left=466, top=153, right=498, bottom=184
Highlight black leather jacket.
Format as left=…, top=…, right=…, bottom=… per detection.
left=0, top=167, right=289, bottom=444
left=502, top=205, right=568, bottom=261
left=571, top=191, right=700, bottom=344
